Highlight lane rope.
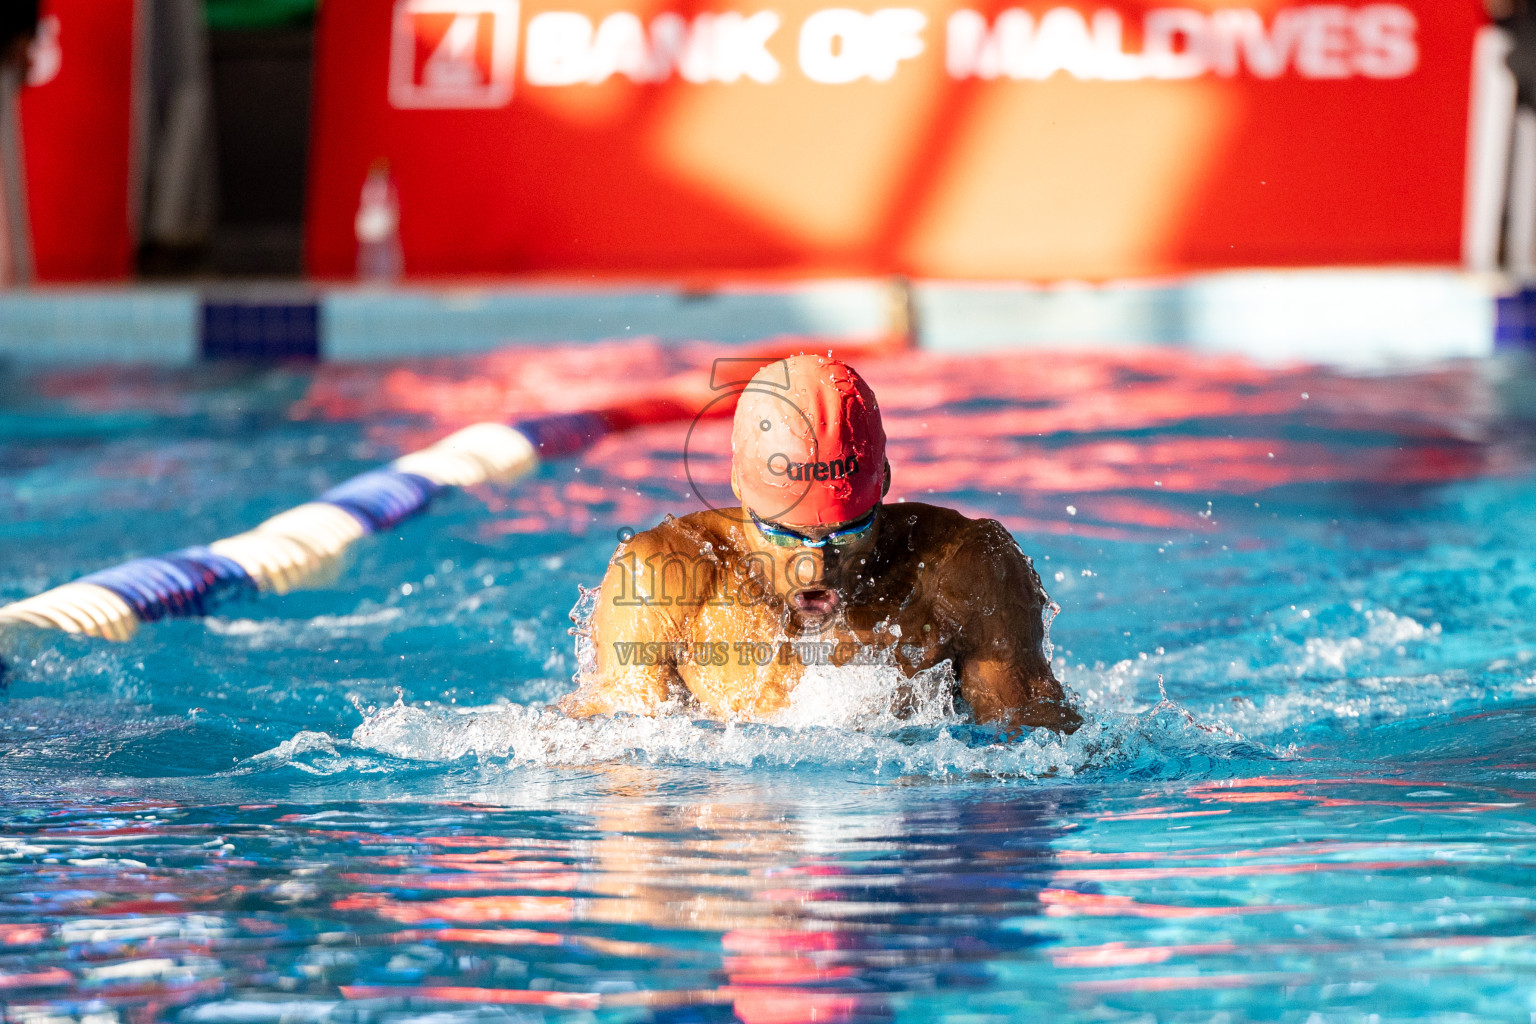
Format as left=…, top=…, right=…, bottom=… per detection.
left=0, top=334, right=909, bottom=645
left=0, top=408, right=682, bottom=642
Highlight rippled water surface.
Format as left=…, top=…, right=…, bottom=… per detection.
left=4, top=345, right=1536, bottom=1023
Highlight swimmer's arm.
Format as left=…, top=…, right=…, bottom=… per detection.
left=947, top=520, right=1081, bottom=735
left=557, top=533, right=685, bottom=719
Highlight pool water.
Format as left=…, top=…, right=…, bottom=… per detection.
left=3, top=344, right=1536, bottom=1023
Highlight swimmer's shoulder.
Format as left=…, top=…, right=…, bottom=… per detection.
left=882, top=501, right=1013, bottom=554
left=887, top=502, right=1038, bottom=587
left=612, top=509, right=738, bottom=564
left=598, top=513, right=732, bottom=620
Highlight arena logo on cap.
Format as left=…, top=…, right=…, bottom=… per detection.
left=767, top=452, right=860, bottom=483
left=389, top=0, right=520, bottom=109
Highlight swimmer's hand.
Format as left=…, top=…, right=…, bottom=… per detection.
left=961, top=649, right=1082, bottom=737
left=556, top=527, right=689, bottom=720
left=945, top=519, right=1082, bottom=737
left=556, top=681, right=668, bottom=719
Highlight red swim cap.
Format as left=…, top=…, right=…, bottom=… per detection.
left=730, top=355, right=886, bottom=527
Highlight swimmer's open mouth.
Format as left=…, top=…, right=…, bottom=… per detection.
left=791, top=588, right=840, bottom=616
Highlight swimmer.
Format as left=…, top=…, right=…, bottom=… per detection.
left=557, top=355, right=1081, bottom=735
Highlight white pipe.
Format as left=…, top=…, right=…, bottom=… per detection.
left=1509, top=106, right=1536, bottom=278
left=1464, top=25, right=1518, bottom=272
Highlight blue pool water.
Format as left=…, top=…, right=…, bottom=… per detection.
left=3, top=346, right=1536, bottom=1023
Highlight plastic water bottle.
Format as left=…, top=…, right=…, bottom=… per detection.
left=355, top=160, right=402, bottom=282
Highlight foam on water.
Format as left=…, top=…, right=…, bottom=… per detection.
left=233, top=652, right=1277, bottom=782
left=280, top=589, right=1506, bottom=784
left=769, top=659, right=963, bottom=730
left=1057, top=598, right=1536, bottom=745
left=344, top=694, right=1106, bottom=780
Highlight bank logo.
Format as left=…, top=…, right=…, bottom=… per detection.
left=389, top=0, right=520, bottom=109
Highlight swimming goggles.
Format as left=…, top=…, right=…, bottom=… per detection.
left=749, top=506, right=878, bottom=549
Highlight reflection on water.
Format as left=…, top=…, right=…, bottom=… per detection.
left=3, top=776, right=1536, bottom=1023
left=4, top=347, right=1536, bottom=1021
left=0, top=784, right=1074, bottom=1024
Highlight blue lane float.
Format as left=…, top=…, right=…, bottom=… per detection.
left=79, top=548, right=254, bottom=622
left=0, top=420, right=543, bottom=641
left=319, top=470, right=443, bottom=533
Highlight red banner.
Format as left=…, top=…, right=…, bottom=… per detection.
left=307, top=0, right=1483, bottom=279
left=20, top=0, right=137, bottom=281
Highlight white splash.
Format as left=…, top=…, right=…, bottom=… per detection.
left=1300, top=607, right=1436, bottom=676
left=335, top=693, right=1111, bottom=779
left=1058, top=601, right=1495, bottom=742
left=769, top=660, right=962, bottom=731
left=240, top=729, right=391, bottom=776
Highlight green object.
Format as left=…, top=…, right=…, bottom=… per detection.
left=204, top=0, right=316, bottom=31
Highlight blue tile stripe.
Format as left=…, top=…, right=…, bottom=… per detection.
left=1496, top=287, right=1536, bottom=349
left=202, top=301, right=320, bottom=361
